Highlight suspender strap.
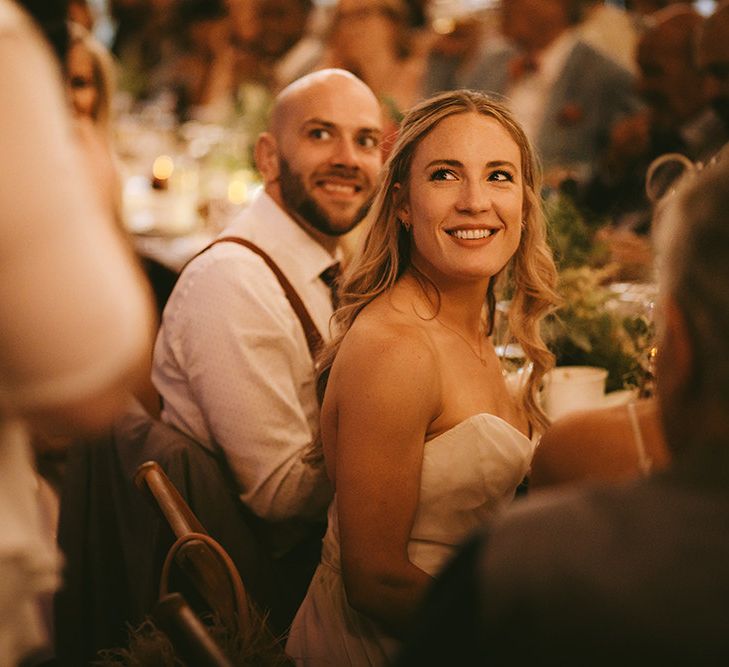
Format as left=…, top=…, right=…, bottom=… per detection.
left=187, top=236, right=324, bottom=360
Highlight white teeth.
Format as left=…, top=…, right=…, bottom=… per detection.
left=322, top=182, right=356, bottom=194
left=450, top=228, right=493, bottom=240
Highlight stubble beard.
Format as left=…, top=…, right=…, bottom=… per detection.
left=278, top=158, right=372, bottom=238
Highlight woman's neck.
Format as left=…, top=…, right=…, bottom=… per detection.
left=404, top=264, right=489, bottom=337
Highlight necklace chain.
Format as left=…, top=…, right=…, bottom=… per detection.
left=435, top=316, right=488, bottom=366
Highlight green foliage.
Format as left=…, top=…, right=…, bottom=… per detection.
left=542, top=191, right=655, bottom=392
left=545, top=191, right=609, bottom=270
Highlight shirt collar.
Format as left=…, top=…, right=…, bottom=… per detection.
left=222, top=189, right=342, bottom=286
left=535, top=29, right=578, bottom=87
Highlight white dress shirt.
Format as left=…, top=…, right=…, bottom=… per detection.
left=152, top=191, right=335, bottom=537
left=506, top=30, right=578, bottom=145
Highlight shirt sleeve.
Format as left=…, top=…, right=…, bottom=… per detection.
left=153, top=248, right=332, bottom=523
left=0, top=19, right=152, bottom=414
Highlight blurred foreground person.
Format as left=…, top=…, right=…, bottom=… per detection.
left=0, top=0, right=153, bottom=664
left=398, top=147, right=729, bottom=664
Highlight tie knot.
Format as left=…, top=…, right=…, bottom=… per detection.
left=319, top=262, right=341, bottom=288
left=320, top=262, right=341, bottom=309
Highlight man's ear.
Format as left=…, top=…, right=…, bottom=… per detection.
left=254, top=133, right=280, bottom=185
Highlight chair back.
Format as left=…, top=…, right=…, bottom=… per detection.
left=54, top=401, right=281, bottom=665
left=135, top=461, right=252, bottom=633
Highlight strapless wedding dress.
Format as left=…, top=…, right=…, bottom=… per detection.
left=286, top=413, right=536, bottom=666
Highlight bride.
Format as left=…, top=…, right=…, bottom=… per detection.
left=286, top=90, right=558, bottom=665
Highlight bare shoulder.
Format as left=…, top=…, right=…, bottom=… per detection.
left=330, top=296, right=442, bottom=413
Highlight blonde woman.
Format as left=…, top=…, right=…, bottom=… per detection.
left=66, top=21, right=116, bottom=131
left=286, top=90, right=558, bottom=665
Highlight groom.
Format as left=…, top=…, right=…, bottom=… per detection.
left=152, top=69, right=383, bottom=623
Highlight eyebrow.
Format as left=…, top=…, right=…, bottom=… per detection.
left=424, top=159, right=519, bottom=170
left=302, top=118, right=383, bottom=136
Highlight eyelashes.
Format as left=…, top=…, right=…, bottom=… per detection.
left=427, top=168, right=515, bottom=183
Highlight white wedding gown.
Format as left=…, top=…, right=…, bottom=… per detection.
left=286, top=413, right=536, bottom=666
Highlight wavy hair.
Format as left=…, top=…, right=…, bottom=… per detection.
left=318, top=90, right=559, bottom=433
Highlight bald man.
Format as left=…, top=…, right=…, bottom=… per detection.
left=152, top=69, right=383, bottom=620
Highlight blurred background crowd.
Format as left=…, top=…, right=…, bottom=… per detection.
left=62, top=0, right=729, bottom=259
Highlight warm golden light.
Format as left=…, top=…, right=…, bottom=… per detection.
left=227, top=170, right=250, bottom=205
left=432, top=17, right=455, bottom=35
left=152, top=155, right=175, bottom=180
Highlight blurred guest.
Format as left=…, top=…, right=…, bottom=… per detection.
left=150, top=0, right=238, bottom=121
left=321, top=0, right=431, bottom=119
left=574, top=0, right=640, bottom=74
left=223, top=0, right=320, bottom=91
left=463, top=0, right=641, bottom=183
left=262, top=0, right=326, bottom=90
left=0, top=0, right=153, bottom=664
left=111, top=0, right=178, bottom=99
left=229, top=0, right=324, bottom=91
left=64, top=22, right=178, bottom=320
left=286, top=90, right=557, bottom=665
left=626, top=0, right=688, bottom=17
left=530, top=398, right=669, bottom=488
left=698, top=0, right=729, bottom=133
left=66, top=21, right=115, bottom=129
left=398, top=146, right=729, bottom=665
left=255, top=0, right=313, bottom=64
left=421, top=9, right=497, bottom=96
left=152, top=69, right=383, bottom=625
left=582, top=5, right=725, bottom=233
left=65, top=22, right=122, bottom=241
left=68, top=0, right=92, bottom=30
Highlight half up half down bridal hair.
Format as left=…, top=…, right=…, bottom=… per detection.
left=316, top=89, right=560, bottom=438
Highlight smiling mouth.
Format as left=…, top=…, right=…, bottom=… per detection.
left=446, top=228, right=496, bottom=240
left=316, top=180, right=363, bottom=196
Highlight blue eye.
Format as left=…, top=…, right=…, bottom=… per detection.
left=430, top=168, right=457, bottom=181
left=489, top=170, right=513, bottom=182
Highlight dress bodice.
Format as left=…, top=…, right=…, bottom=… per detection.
left=288, top=413, right=536, bottom=665
left=321, top=413, right=536, bottom=577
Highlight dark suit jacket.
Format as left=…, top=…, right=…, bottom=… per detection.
left=54, top=403, right=284, bottom=665
left=464, top=39, right=642, bottom=171
left=398, top=472, right=729, bottom=665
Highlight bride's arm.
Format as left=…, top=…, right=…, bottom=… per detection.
left=329, top=323, right=441, bottom=636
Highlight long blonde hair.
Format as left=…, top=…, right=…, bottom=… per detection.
left=318, top=90, right=559, bottom=433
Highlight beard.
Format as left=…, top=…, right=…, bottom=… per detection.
left=278, top=158, right=373, bottom=237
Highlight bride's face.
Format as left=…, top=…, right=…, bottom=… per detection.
left=398, top=112, right=524, bottom=284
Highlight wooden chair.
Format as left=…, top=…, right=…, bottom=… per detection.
left=134, top=460, right=252, bottom=635
left=134, top=460, right=293, bottom=666
left=54, top=403, right=284, bottom=665
left=153, top=592, right=234, bottom=667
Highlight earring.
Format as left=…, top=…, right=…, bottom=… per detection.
left=399, top=218, right=411, bottom=232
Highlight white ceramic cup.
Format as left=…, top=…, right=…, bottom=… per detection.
left=542, top=366, right=608, bottom=421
